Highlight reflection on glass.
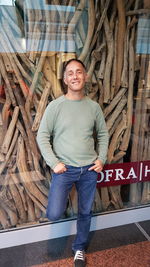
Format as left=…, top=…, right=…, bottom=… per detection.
left=0, top=0, right=149, bottom=232
left=0, top=0, right=14, bottom=6
left=24, top=0, right=76, bottom=52
left=0, top=2, right=25, bottom=52
left=136, top=17, right=150, bottom=54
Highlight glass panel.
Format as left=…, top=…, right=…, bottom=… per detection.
left=0, top=0, right=150, bottom=231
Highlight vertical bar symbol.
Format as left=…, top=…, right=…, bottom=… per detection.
left=139, top=162, right=143, bottom=181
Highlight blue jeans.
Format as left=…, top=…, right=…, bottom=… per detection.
left=46, top=164, right=97, bottom=251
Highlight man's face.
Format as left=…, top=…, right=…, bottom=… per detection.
left=64, top=61, right=87, bottom=93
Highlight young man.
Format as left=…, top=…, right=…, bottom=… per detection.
left=37, top=59, right=109, bottom=266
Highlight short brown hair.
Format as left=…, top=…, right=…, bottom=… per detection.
left=63, top=59, right=86, bottom=76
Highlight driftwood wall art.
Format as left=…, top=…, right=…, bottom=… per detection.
left=0, top=0, right=150, bottom=230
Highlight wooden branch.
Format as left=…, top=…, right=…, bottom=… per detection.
left=126, top=9, right=150, bottom=16
left=30, top=171, right=49, bottom=197
left=125, top=0, right=136, bottom=11
left=142, top=136, right=149, bottom=161
left=115, top=0, right=126, bottom=92
left=1, top=107, right=19, bottom=154
left=100, top=187, right=110, bottom=210
left=1, top=53, right=13, bottom=73
left=97, top=38, right=106, bottom=79
left=90, top=0, right=111, bottom=52
left=1, top=102, right=11, bottom=153
left=108, top=112, right=122, bottom=138
left=108, top=186, right=123, bottom=209
left=0, top=128, right=19, bottom=175
left=9, top=177, right=27, bottom=223
left=10, top=172, right=28, bottom=212
left=104, top=87, right=127, bottom=118
left=13, top=87, right=40, bottom=161
left=25, top=54, right=47, bottom=122
left=67, top=0, right=87, bottom=35
left=34, top=204, right=42, bottom=220
left=16, top=119, right=34, bottom=170
left=32, top=81, right=51, bottom=131
left=0, top=31, right=31, bottom=99
left=87, top=45, right=105, bottom=81
left=26, top=194, right=36, bottom=222
left=0, top=177, right=18, bottom=226
left=141, top=182, right=150, bottom=204
left=121, top=21, right=129, bottom=88
left=78, top=0, right=95, bottom=62
left=112, top=151, right=126, bottom=163
left=16, top=136, right=47, bottom=213
left=93, top=189, right=102, bottom=212
left=56, top=54, right=64, bottom=80
left=0, top=208, right=11, bottom=229
left=129, top=183, right=142, bottom=205
left=107, top=110, right=127, bottom=163
left=0, top=30, right=32, bottom=84
left=138, top=60, right=150, bottom=160
left=110, top=20, right=118, bottom=99
left=144, top=0, right=150, bottom=8
left=1, top=203, right=18, bottom=226
left=106, top=95, right=127, bottom=131
left=0, top=55, right=16, bottom=106
left=103, top=15, right=114, bottom=103
left=97, top=79, right=104, bottom=106
left=120, top=26, right=135, bottom=152
left=42, top=58, right=62, bottom=98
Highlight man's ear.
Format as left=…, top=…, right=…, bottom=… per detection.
left=85, top=73, right=89, bottom=82
left=63, top=76, right=68, bottom=85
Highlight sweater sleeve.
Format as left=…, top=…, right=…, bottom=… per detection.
left=95, top=104, right=109, bottom=164
left=36, top=103, right=60, bottom=169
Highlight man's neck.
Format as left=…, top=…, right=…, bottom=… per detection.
left=65, top=91, right=85, bottom=101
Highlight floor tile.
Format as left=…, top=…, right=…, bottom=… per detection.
left=139, top=220, right=150, bottom=236
left=0, top=223, right=148, bottom=267
left=87, top=223, right=147, bottom=253
left=30, top=241, right=150, bottom=267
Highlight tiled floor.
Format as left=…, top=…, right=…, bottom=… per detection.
left=0, top=221, right=150, bottom=267
left=30, top=241, right=150, bottom=267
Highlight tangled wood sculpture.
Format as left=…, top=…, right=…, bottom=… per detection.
left=0, top=0, right=150, bottom=229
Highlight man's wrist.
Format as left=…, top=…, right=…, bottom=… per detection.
left=51, top=160, right=61, bottom=170
left=97, top=158, right=104, bottom=165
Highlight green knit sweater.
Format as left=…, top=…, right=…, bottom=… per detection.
left=37, top=95, right=109, bottom=169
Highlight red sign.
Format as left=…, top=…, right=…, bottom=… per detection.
left=97, top=160, right=150, bottom=187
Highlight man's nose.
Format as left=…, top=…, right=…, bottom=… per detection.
left=73, top=72, right=77, bottom=79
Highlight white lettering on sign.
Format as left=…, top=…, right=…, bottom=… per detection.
left=97, top=171, right=104, bottom=183
left=114, top=169, right=125, bottom=181
left=145, top=165, right=150, bottom=177
left=97, top=161, right=150, bottom=187
left=105, top=169, right=113, bottom=182
left=97, top=169, right=114, bottom=183
left=126, top=167, right=137, bottom=179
